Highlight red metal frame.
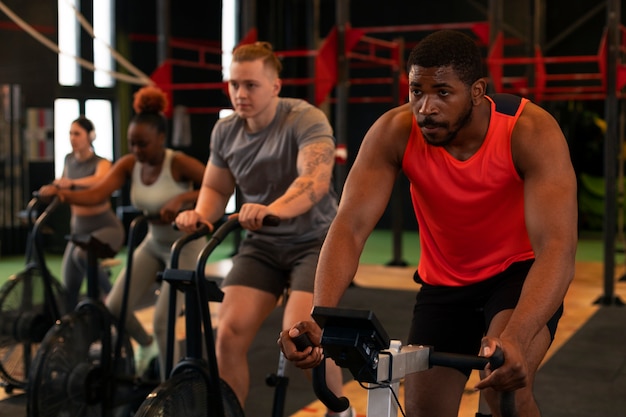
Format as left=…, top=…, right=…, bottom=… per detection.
left=487, top=28, right=626, bottom=102
left=145, top=21, right=626, bottom=115
left=357, top=21, right=490, bottom=46
left=148, top=25, right=406, bottom=112
left=146, top=21, right=492, bottom=113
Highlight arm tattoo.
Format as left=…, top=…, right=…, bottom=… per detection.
left=284, top=180, right=316, bottom=204
left=302, top=142, right=335, bottom=174
left=283, top=142, right=334, bottom=205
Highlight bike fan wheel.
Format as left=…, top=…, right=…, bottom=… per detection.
left=134, top=368, right=244, bottom=417
left=0, top=264, right=66, bottom=389
left=27, top=305, right=134, bottom=417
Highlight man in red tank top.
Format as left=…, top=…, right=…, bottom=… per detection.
left=280, top=30, right=577, bottom=417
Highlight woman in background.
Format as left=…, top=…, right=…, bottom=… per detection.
left=53, top=116, right=125, bottom=311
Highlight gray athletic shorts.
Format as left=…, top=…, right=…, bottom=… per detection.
left=222, top=236, right=324, bottom=297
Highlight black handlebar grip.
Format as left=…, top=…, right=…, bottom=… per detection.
left=292, top=333, right=314, bottom=351
left=262, top=214, right=281, bottom=226
left=488, top=348, right=518, bottom=417
left=489, top=346, right=505, bottom=369
left=429, top=346, right=505, bottom=370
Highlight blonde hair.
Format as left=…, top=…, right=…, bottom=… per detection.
left=232, top=41, right=283, bottom=76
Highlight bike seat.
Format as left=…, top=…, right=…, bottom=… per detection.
left=67, top=233, right=117, bottom=259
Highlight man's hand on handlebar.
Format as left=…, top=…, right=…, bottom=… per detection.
left=278, top=321, right=324, bottom=369
left=475, top=336, right=528, bottom=392
left=235, top=203, right=278, bottom=231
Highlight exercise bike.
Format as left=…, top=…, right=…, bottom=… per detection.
left=135, top=215, right=285, bottom=417
left=26, top=214, right=160, bottom=417
left=307, top=306, right=517, bottom=417
left=0, top=195, right=66, bottom=393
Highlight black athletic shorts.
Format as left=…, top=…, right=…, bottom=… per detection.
left=408, top=259, right=563, bottom=377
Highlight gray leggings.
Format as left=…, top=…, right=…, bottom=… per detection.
left=105, top=227, right=205, bottom=380
left=62, top=210, right=125, bottom=311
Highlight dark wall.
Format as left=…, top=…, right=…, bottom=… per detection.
left=116, top=1, right=222, bottom=164
left=0, top=1, right=57, bottom=107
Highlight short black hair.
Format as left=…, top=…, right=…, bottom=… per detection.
left=406, top=30, right=485, bottom=86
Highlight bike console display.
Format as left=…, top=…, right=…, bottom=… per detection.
left=311, top=307, right=390, bottom=383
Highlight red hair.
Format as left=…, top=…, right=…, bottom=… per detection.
left=133, top=86, right=168, bottom=114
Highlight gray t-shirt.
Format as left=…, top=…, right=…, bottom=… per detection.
left=210, top=98, right=338, bottom=244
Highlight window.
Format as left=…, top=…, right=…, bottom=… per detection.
left=56, top=0, right=115, bottom=177
left=85, top=100, right=114, bottom=160
left=222, top=0, right=237, bottom=81
left=53, top=99, right=113, bottom=178
left=93, top=0, right=114, bottom=87
left=58, top=0, right=79, bottom=86
left=58, top=0, right=113, bottom=87
left=223, top=1, right=237, bottom=213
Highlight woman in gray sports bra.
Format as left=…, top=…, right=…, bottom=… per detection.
left=53, top=116, right=125, bottom=311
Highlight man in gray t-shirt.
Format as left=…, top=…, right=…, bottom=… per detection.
left=210, top=97, right=338, bottom=243
left=176, top=42, right=352, bottom=416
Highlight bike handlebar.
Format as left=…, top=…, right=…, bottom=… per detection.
left=313, top=362, right=351, bottom=412
left=310, top=342, right=504, bottom=413
left=311, top=346, right=505, bottom=413
left=170, top=214, right=280, bottom=269
left=194, top=215, right=280, bottom=281
left=429, top=347, right=504, bottom=369
left=309, top=332, right=507, bottom=414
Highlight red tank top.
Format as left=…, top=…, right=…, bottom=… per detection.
left=402, top=94, right=535, bottom=286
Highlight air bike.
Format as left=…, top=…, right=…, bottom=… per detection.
left=307, top=307, right=517, bottom=417
left=27, top=215, right=160, bottom=417
left=0, top=195, right=66, bottom=393
left=135, top=215, right=292, bottom=417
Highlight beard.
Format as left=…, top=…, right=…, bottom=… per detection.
left=419, top=102, right=474, bottom=147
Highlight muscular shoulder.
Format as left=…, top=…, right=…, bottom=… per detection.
left=281, top=97, right=321, bottom=115
left=511, top=101, right=568, bottom=176
left=282, top=98, right=330, bottom=126
left=361, top=103, right=414, bottom=165
left=376, top=103, right=414, bottom=134
left=212, top=112, right=242, bottom=140
left=279, top=98, right=334, bottom=146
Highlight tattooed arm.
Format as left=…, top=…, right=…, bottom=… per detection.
left=236, top=141, right=335, bottom=230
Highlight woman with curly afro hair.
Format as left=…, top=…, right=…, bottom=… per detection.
left=39, top=85, right=206, bottom=380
